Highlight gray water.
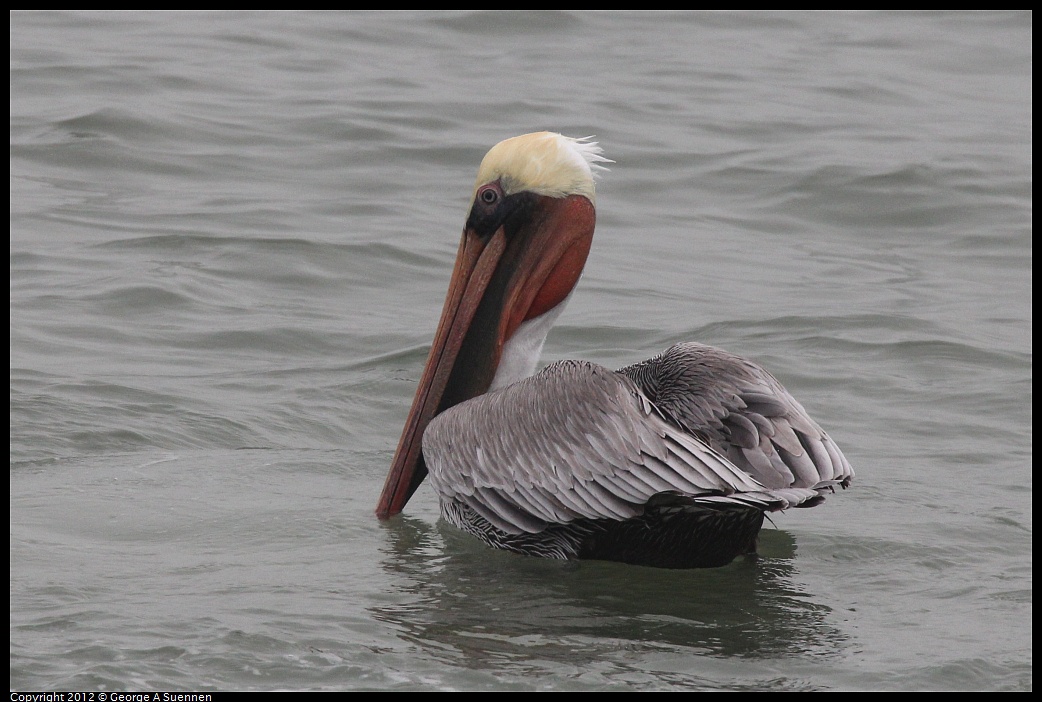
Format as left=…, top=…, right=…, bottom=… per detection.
left=10, top=11, right=1031, bottom=691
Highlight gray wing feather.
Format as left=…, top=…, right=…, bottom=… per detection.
left=424, top=344, right=853, bottom=536
left=620, top=342, right=854, bottom=491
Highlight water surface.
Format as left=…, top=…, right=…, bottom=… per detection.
left=10, top=10, right=1032, bottom=691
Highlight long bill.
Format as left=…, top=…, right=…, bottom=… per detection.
left=375, top=194, right=595, bottom=518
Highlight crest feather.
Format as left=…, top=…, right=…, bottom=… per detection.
left=474, top=132, right=612, bottom=202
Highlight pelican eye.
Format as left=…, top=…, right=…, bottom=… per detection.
left=479, top=186, right=499, bottom=205
left=466, top=181, right=527, bottom=237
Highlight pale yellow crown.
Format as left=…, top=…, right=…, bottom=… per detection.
left=473, top=132, right=611, bottom=203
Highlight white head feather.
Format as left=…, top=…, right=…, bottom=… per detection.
left=473, top=132, right=612, bottom=203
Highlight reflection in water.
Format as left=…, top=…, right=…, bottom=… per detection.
left=373, top=515, right=848, bottom=684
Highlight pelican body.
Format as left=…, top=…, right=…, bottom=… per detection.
left=376, top=132, right=852, bottom=569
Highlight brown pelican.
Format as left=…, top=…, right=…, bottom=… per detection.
left=376, top=132, right=853, bottom=569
